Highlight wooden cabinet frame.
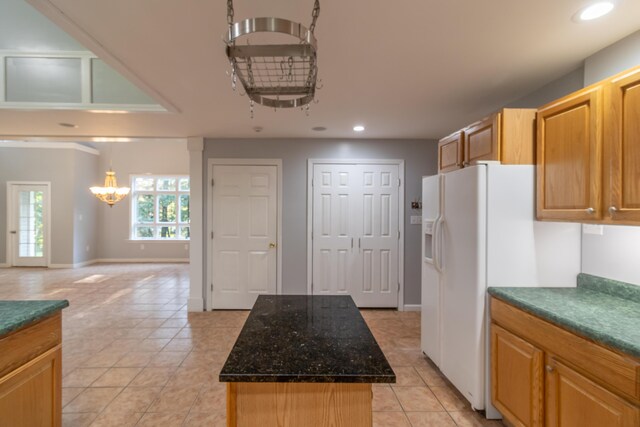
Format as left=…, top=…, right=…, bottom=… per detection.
left=438, top=131, right=464, bottom=173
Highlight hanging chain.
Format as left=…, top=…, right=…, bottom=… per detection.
left=227, top=0, right=234, bottom=29
left=309, top=0, right=320, bottom=34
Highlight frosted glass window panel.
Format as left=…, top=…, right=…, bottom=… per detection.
left=6, top=57, right=82, bottom=103
left=91, top=59, right=156, bottom=105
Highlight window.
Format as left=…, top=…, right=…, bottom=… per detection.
left=130, top=175, right=190, bottom=240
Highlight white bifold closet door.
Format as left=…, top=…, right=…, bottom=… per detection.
left=312, top=163, right=399, bottom=307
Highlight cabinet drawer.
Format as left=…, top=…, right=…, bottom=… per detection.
left=491, top=298, right=639, bottom=403
left=0, top=313, right=61, bottom=379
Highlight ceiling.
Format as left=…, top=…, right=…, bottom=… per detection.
left=2, top=0, right=640, bottom=140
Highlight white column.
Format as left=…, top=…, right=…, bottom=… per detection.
left=187, top=137, right=205, bottom=311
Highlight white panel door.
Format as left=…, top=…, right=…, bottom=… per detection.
left=353, top=164, right=399, bottom=307
left=8, top=184, right=50, bottom=267
left=312, top=164, right=358, bottom=296
left=312, top=163, right=399, bottom=308
left=211, top=165, right=278, bottom=309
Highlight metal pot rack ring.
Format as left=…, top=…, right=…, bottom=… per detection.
left=225, top=0, right=320, bottom=111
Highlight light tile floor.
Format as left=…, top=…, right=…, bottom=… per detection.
left=0, top=264, right=504, bottom=427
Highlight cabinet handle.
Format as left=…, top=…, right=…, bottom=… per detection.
left=585, top=207, right=595, bottom=214
left=609, top=206, right=618, bottom=214
left=545, top=365, right=554, bottom=373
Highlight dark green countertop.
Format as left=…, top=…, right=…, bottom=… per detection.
left=488, top=274, right=640, bottom=359
left=220, top=295, right=395, bottom=383
left=0, top=300, right=69, bottom=337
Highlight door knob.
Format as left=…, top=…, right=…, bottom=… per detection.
left=269, top=243, right=277, bottom=249
left=609, top=206, right=618, bottom=214
left=545, top=365, right=554, bottom=373
left=10, top=231, right=16, bottom=234
left=585, top=207, right=595, bottom=214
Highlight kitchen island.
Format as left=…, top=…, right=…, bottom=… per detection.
left=220, top=295, right=395, bottom=427
left=0, top=300, right=69, bottom=427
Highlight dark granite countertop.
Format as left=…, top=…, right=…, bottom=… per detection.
left=488, top=274, right=640, bottom=359
left=219, top=295, right=396, bottom=383
left=0, top=300, right=69, bottom=338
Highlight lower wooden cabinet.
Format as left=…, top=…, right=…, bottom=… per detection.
left=490, top=297, right=640, bottom=427
left=0, top=345, right=61, bottom=427
left=0, top=313, right=63, bottom=427
left=546, top=357, right=639, bottom=427
left=491, top=325, right=544, bottom=427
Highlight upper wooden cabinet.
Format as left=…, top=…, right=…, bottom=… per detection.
left=537, top=65, right=640, bottom=224
left=605, top=67, right=640, bottom=223
left=438, top=131, right=464, bottom=173
left=437, top=108, right=535, bottom=173
left=536, top=85, right=603, bottom=221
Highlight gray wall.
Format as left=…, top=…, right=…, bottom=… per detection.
left=203, top=138, right=438, bottom=305
left=73, top=150, right=99, bottom=264
left=96, top=139, right=190, bottom=261
left=584, top=29, right=640, bottom=86
left=506, top=67, right=585, bottom=109
left=0, top=147, right=77, bottom=265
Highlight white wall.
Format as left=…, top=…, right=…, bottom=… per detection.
left=582, top=226, right=640, bottom=285
left=96, top=139, right=190, bottom=261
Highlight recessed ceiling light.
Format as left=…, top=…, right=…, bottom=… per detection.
left=58, top=122, right=78, bottom=128
left=312, top=126, right=327, bottom=132
left=577, top=1, right=615, bottom=21
left=353, top=125, right=365, bottom=132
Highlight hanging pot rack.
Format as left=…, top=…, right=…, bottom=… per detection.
left=224, top=0, right=320, bottom=115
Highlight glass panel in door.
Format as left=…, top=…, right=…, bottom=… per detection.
left=10, top=184, right=48, bottom=267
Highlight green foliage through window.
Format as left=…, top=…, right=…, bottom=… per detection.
left=131, top=176, right=189, bottom=240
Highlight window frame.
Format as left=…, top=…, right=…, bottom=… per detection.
left=129, top=174, right=190, bottom=241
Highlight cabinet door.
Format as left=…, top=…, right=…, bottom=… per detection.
left=546, top=357, right=640, bottom=427
left=0, top=345, right=62, bottom=427
left=464, top=114, right=500, bottom=165
left=491, top=324, right=544, bottom=427
left=438, top=131, right=464, bottom=173
left=536, top=86, right=603, bottom=221
left=605, top=67, right=640, bottom=222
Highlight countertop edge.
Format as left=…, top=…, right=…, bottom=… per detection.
left=0, top=300, right=69, bottom=338
left=219, top=374, right=396, bottom=384
left=488, top=291, right=640, bottom=360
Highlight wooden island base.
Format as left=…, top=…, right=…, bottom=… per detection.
left=226, top=382, right=372, bottom=427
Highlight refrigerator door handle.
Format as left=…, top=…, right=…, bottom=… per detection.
left=432, top=217, right=442, bottom=273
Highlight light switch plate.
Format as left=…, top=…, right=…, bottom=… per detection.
left=583, top=224, right=604, bottom=235
left=410, top=216, right=422, bottom=225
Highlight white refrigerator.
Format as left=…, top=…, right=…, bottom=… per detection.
left=420, top=162, right=581, bottom=418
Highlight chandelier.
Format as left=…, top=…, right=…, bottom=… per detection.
left=225, top=0, right=321, bottom=117
left=90, top=169, right=130, bottom=207
left=91, top=143, right=130, bottom=206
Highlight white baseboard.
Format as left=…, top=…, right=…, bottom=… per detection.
left=403, top=304, right=422, bottom=312
left=49, top=259, right=99, bottom=269
left=188, top=297, right=204, bottom=312
left=96, top=258, right=189, bottom=263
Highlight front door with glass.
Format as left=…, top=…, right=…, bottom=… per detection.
left=8, top=183, right=49, bottom=267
